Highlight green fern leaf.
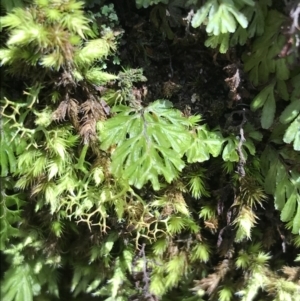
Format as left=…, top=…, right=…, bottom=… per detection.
left=1, top=264, right=36, bottom=301
left=291, top=74, right=300, bottom=101
left=86, top=279, right=102, bottom=293
left=281, top=193, right=297, bottom=222
left=276, top=80, right=289, bottom=101
left=193, top=0, right=250, bottom=35
left=279, top=100, right=300, bottom=124
left=191, top=1, right=213, bottom=28
left=261, top=85, right=276, bottom=129
left=0, top=120, right=18, bottom=176
left=283, top=115, right=300, bottom=150
left=0, top=147, right=9, bottom=176
left=135, top=0, right=168, bottom=9
left=205, top=33, right=230, bottom=53
left=274, top=177, right=291, bottom=210
left=242, top=10, right=287, bottom=86
left=71, top=266, right=84, bottom=293
left=247, top=2, right=267, bottom=37
left=109, top=259, right=125, bottom=298
left=100, top=100, right=192, bottom=190
left=121, top=248, right=134, bottom=273
left=222, top=138, right=239, bottom=162
left=186, top=126, right=224, bottom=163
left=275, top=58, right=290, bottom=81
left=231, top=26, right=248, bottom=46
left=250, top=82, right=274, bottom=111
left=292, top=199, right=300, bottom=235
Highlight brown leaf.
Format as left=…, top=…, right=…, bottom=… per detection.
left=79, top=118, right=96, bottom=144
left=224, top=63, right=243, bottom=104
left=52, top=100, right=68, bottom=121
left=78, top=99, right=107, bottom=144
left=68, top=98, right=80, bottom=130
left=193, top=260, right=231, bottom=295
left=282, top=266, right=300, bottom=284
left=81, top=99, right=106, bottom=121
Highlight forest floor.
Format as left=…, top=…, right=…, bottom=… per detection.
left=112, top=1, right=255, bottom=130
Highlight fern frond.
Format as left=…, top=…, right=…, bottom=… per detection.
left=186, top=125, right=224, bottom=163
left=1, top=264, right=37, bottom=301
left=100, top=100, right=192, bottom=190
left=0, top=179, right=25, bottom=250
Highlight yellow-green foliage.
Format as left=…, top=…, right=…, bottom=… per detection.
left=0, top=0, right=299, bottom=301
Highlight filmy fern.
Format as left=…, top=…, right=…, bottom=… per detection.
left=100, top=100, right=196, bottom=190
left=1, top=0, right=300, bottom=301
left=261, top=145, right=300, bottom=235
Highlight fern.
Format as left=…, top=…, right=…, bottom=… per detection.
left=0, top=178, right=25, bottom=250
left=280, top=97, right=300, bottom=151
left=1, top=1, right=300, bottom=301
left=230, top=0, right=272, bottom=46
left=242, top=10, right=291, bottom=86
left=261, top=146, right=300, bottom=234
left=185, top=125, right=224, bottom=163
left=0, top=118, right=17, bottom=177
left=135, top=0, right=168, bottom=9
left=1, top=264, right=37, bottom=301
left=100, top=100, right=195, bottom=190
left=191, top=0, right=254, bottom=52
left=191, top=0, right=252, bottom=35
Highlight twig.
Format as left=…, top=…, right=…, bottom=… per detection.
left=183, top=9, right=194, bottom=36
left=236, top=109, right=247, bottom=177
left=139, top=243, right=150, bottom=293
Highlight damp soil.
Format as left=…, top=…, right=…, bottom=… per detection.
left=111, top=1, right=256, bottom=130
